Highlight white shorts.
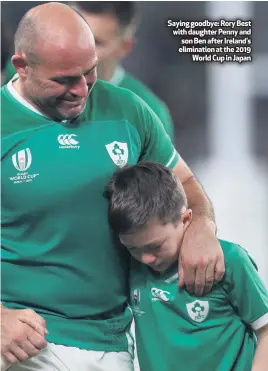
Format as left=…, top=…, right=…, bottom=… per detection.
left=1, top=343, right=134, bottom=371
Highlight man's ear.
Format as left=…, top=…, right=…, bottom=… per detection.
left=11, top=53, right=28, bottom=78
left=118, top=37, right=134, bottom=59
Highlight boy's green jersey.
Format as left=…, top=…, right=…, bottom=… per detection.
left=130, top=240, right=268, bottom=371
left=3, top=63, right=175, bottom=141
left=1, top=78, right=178, bottom=352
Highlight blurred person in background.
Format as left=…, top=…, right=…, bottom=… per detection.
left=2, top=1, right=175, bottom=141
left=1, top=22, right=13, bottom=85
left=71, top=1, right=175, bottom=142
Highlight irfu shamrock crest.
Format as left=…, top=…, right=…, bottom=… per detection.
left=186, top=300, right=209, bottom=323
left=105, top=141, right=128, bottom=168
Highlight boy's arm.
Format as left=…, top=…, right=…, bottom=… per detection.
left=252, top=324, right=268, bottom=371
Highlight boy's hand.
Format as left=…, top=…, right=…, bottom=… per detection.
left=178, top=219, right=225, bottom=295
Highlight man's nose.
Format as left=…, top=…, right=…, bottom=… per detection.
left=68, top=76, right=89, bottom=98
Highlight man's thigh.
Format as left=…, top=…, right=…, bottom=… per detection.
left=3, top=343, right=134, bottom=371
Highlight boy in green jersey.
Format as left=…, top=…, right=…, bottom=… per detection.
left=106, top=161, right=268, bottom=371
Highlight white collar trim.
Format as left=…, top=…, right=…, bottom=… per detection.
left=109, top=66, right=125, bottom=86
left=7, top=74, right=48, bottom=118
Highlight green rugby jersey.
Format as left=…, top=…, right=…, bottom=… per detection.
left=1, top=78, right=179, bottom=352
left=130, top=240, right=268, bottom=371
left=112, top=66, right=175, bottom=141
left=2, top=63, right=175, bottom=141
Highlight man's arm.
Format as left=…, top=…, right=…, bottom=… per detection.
left=172, top=158, right=225, bottom=295
left=252, top=324, right=268, bottom=371
left=130, top=92, right=224, bottom=295
left=156, top=103, right=175, bottom=144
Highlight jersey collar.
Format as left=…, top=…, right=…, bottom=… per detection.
left=109, top=66, right=125, bottom=86
left=7, top=74, right=68, bottom=123
left=7, top=74, right=49, bottom=118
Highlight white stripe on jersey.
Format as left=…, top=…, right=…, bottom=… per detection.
left=250, top=312, right=268, bottom=330
left=165, top=273, right=179, bottom=284
left=166, top=149, right=178, bottom=168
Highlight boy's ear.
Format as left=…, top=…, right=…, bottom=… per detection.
left=183, top=209, right=192, bottom=230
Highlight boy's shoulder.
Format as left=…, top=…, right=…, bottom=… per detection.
left=219, top=238, right=242, bottom=253
left=219, top=238, right=257, bottom=269
left=218, top=239, right=259, bottom=288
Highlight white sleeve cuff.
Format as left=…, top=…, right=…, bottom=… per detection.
left=250, top=312, right=268, bottom=331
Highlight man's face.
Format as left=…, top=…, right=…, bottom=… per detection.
left=23, top=45, right=98, bottom=121
left=120, top=212, right=191, bottom=272
left=77, top=11, right=131, bottom=81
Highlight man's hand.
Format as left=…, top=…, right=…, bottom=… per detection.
left=178, top=219, right=225, bottom=295
left=1, top=306, right=48, bottom=365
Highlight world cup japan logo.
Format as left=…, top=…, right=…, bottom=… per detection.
left=12, top=148, right=32, bottom=172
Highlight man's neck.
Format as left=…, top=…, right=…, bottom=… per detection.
left=13, top=79, right=40, bottom=113
left=13, top=78, right=22, bottom=95
left=8, top=77, right=48, bottom=118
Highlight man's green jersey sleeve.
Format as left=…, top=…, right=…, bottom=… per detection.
left=129, top=93, right=179, bottom=169
left=223, top=243, right=268, bottom=330
left=155, top=101, right=174, bottom=142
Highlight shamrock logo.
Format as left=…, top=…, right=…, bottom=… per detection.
left=105, top=141, right=128, bottom=168
left=112, top=143, right=124, bottom=157
left=186, top=300, right=209, bottom=322
left=192, top=302, right=205, bottom=314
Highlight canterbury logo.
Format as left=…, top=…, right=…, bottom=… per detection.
left=12, top=148, right=32, bottom=171
left=57, top=134, right=80, bottom=148
left=151, top=288, right=171, bottom=302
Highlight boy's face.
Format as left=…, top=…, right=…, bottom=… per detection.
left=120, top=209, right=192, bottom=272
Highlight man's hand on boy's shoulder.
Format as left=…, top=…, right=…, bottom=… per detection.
left=178, top=219, right=225, bottom=296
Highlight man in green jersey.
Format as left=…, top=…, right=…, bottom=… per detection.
left=106, top=161, right=268, bottom=371
left=1, top=2, right=224, bottom=370
left=2, top=2, right=175, bottom=141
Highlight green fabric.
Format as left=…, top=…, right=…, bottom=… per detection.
left=130, top=240, right=268, bottom=371
left=119, top=71, right=175, bottom=142
left=1, top=79, right=178, bottom=351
